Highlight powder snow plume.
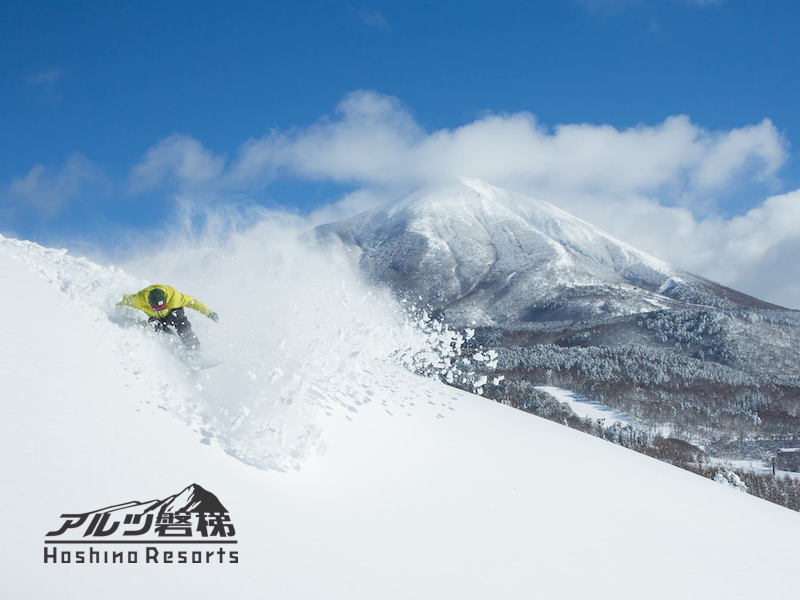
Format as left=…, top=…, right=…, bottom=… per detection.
left=1, top=213, right=482, bottom=470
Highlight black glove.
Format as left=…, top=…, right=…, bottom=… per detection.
left=209, top=312, right=219, bottom=322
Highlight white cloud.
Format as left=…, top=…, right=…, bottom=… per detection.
left=129, top=134, right=226, bottom=194
left=220, top=91, right=785, bottom=205
left=227, top=91, right=423, bottom=187
left=540, top=189, right=800, bottom=308
left=1, top=155, right=109, bottom=218
left=359, top=8, right=390, bottom=30
left=577, top=0, right=724, bottom=10
left=713, top=191, right=800, bottom=302
left=129, top=90, right=797, bottom=307
left=26, top=68, right=66, bottom=102
left=308, top=188, right=394, bottom=226
left=26, top=68, right=64, bottom=85
left=692, top=119, right=785, bottom=189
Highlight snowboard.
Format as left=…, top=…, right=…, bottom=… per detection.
left=183, top=352, right=223, bottom=371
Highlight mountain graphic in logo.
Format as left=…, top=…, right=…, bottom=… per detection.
left=63, top=483, right=228, bottom=519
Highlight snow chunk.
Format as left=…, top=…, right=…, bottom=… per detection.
left=714, top=469, right=748, bottom=493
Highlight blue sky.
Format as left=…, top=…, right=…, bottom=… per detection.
left=2, top=1, right=800, bottom=305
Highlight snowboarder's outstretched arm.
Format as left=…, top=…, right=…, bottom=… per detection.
left=117, top=285, right=218, bottom=321
left=177, top=292, right=215, bottom=318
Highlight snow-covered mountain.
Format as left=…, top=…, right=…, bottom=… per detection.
left=316, top=179, right=800, bottom=458
left=316, top=178, right=779, bottom=326
left=3, top=229, right=800, bottom=598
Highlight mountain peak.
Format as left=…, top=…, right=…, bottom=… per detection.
left=384, top=178, right=670, bottom=274
left=317, top=180, right=681, bottom=325
left=317, top=180, right=779, bottom=326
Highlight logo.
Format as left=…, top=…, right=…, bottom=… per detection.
left=43, top=483, right=238, bottom=564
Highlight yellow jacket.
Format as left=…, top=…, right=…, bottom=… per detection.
left=117, top=284, right=214, bottom=319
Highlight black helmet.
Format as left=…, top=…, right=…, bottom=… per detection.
left=148, top=287, right=167, bottom=310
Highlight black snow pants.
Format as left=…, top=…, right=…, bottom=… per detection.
left=150, top=308, right=200, bottom=350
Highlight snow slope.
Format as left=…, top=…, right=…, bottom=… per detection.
left=535, top=385, right=642, bottom=429
left=2, top=229, right=800, bottom=599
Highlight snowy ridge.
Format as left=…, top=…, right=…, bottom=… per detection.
left=3, top=226, right=800, bottom=599
left=0, top=236, right=139, bottom=306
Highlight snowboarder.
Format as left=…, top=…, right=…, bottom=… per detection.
left=117, top=284, right=219, bottom=350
